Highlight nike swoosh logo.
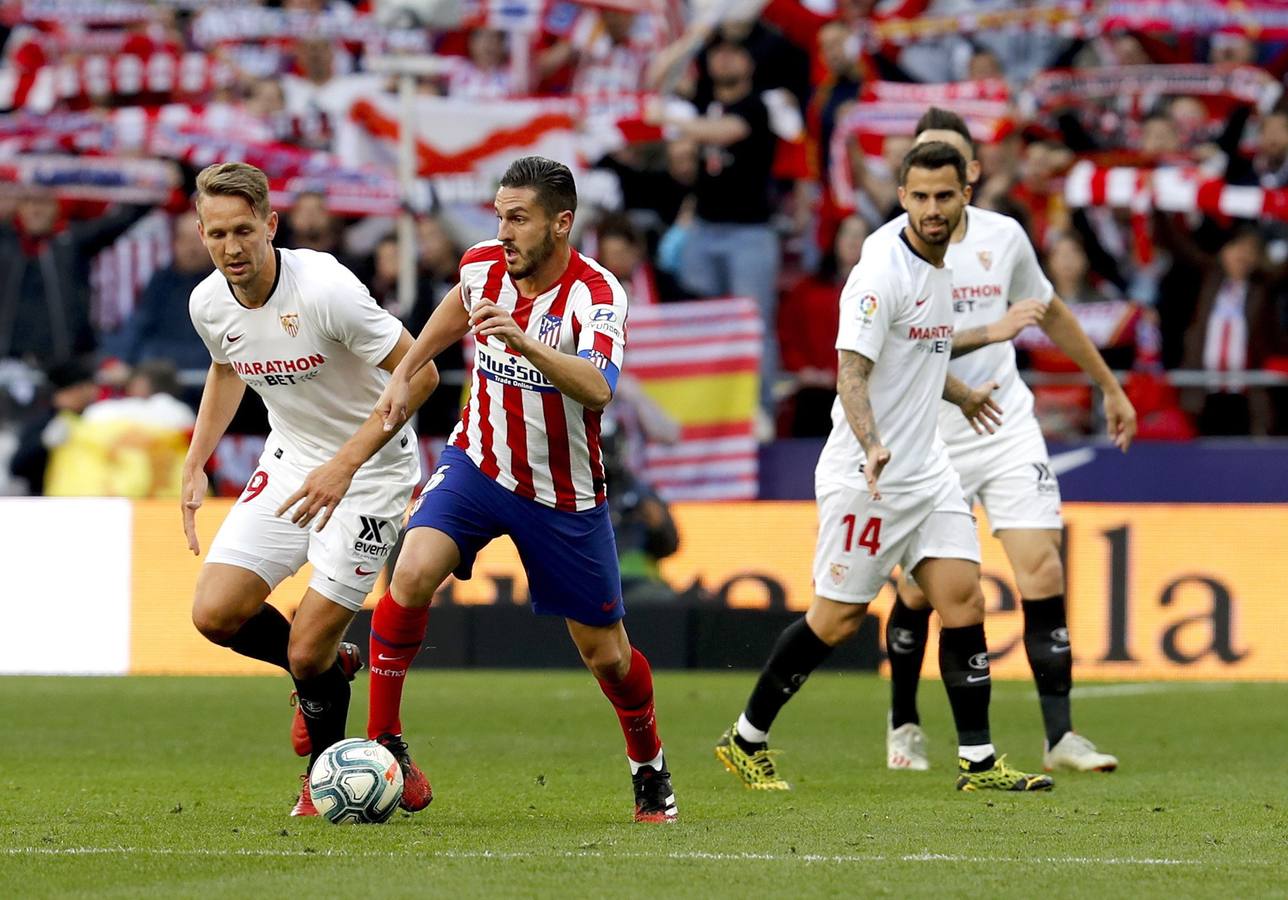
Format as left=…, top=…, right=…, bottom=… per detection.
left=354, top=565, right=378, bottom=576
left=1051, top=645, right=1072, bottom=654
left=376, top=653, right=403, bottom=662
left=914, top=296, right=930, bottom=306
left=227, top=333, right=244, bottom=343
left=965, top=674, right=991, bottom=683
left=1049, top=448, right=1096, bottom=476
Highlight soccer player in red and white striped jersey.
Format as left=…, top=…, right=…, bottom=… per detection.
left=365, top=157, right=677, bottom=823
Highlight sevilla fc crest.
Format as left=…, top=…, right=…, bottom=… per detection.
left=829, top=562, right=849, bottom=585
left=280, top=313, right=300, bottom=337
left=977, top=250, right=993, bottom=271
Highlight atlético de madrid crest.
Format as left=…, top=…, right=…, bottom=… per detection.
left=280, top=313, right=300, bottom=337
left=977, top=250, right=993, bottom=271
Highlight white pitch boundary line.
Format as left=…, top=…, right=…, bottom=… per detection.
left=0, top=847, right=1222, bottom=866
left=1070, top=683, right=1239, bottom=698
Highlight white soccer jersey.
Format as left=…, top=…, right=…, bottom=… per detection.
left=815, top=222, right=956, bottom=496
left=889, top=207, right=1055, bottom=450
left=189, top=247, right=417, bottom=479
left=450, top=241, right=628, bottom=512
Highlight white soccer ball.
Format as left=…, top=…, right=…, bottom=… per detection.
left=309, top=738, right=404, bottom=825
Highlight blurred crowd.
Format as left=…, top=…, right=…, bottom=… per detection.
left=5, top=0, right=1288, bottom=499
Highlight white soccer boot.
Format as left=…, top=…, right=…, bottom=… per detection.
left=1043, top=732, right=1118, bottom=772
left=886, top=715, right=930, bottom=771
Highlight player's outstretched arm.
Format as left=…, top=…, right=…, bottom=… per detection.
left=279, top=330, right=440, bottom=531
left=837, top=350, right=891, bottom=499
left=182, top=362, right=247, bottom=555
left=471, top=302, right=615, bottom=411
left=1040, top=296, right=1137, bottom=451
left=950, top=298, right=1046, bottom=358
left=944, top=374, right=1003, bottom=435
left=377, top=284, right=471, bottom=431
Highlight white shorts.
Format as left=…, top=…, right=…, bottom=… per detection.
left=812, top=475, right=980, bottom=605
left=951, top=416, right=1063, bottom=533
left=206, top=448, right=416, bottom=611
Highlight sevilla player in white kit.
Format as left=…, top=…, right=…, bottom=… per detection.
left=883, top=109, right=1137, bottom=776
left=716, top=142, right=1054, bottom=793
left=181, top=163, right=439, bottom=816
left=361, top=157, right=677, bottom=823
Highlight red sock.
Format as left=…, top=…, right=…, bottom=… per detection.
left=597, top=647, right=663, bottom=764
left=367, top=590, right=430, bottom=740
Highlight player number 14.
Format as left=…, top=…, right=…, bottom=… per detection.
left=842, top=514, right=882, bottom=556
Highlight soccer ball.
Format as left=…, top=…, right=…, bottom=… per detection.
left=309, top=739, right=404, bottom=825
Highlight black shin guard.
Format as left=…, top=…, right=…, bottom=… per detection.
left=938, top=623, right=992, bottom=749
left=226, top=604, right=291, bottom=670
left=1021, top=595, right=1074, bottom=747
left=295, top=664, right=352, bottom=770
left=743, top=617, right=834, bottom=734
left=886, top=597, right=932, bottom=728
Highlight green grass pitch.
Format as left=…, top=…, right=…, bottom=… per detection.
left=1, top=672, right=1285, bottom=898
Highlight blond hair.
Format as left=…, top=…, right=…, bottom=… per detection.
left=195, top=162, right=271, bottom=219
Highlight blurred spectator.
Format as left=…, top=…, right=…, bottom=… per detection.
left=1045, top=235, right=1120, bottom=306
left=9, top=358, right=98, bottom=495
left=407, top=217, right=467, bottom=437
left=602, top=425, right=681, bottom=605
left=655, top=41, right=781, bottom=409
left=44, top=360, right=195, bottom=497
left=448, top=28, right=516, bottom=99
left=108, top=211, right=214, bottom=372
left=595, top=214, right=661, bottom=307
left=279, top=192, right=342, bottom=255
left=539, top=5, right=656, bottom=97
left=814, top=21, right=865, bottom=190
left=776, top=214, right=867, bottom=436
left=596, top=139, right=699, bottom=239
left=0, top=188, right=152, bottom=366
left=1179, top=226, right=1281, bottom=435
left=280, top=38, right=340, bottom=147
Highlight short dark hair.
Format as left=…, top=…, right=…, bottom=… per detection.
left=914, top=106, right=973, bottom=147
left=596, top=213, right=642, bottom=247
left=898, top=141, right=967, bottom=187
left=499, top=156, right=577, bottom=218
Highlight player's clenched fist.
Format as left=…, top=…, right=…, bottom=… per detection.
left=470, top=302, right=531, bottom=353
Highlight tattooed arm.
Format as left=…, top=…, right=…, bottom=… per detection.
left=837, top=349, right=891, bottom=498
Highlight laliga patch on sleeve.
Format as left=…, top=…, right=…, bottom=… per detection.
left=856, top=292, right=879, bottom=323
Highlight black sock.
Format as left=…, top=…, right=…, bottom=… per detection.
left=295, top=664, right=351, bottom=771
left=742, top=617, right=835, bottom=739
left=886, top=597, right=932, bottom=728
left=226, top=604, right=291, bottom=670
left=938, top=623, right=992, bottom=761
left=1022, top=595, right=1074, bottom=747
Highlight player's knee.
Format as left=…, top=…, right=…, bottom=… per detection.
left=1020, top=550, right=1064, bottom=597
left=191, top=600, right=244, bottom=645
left=807, top=600, right=867, bottom=646
left=287, top=640, right=332, bottom=680
left=581, top=645, right=628, bottom=682
left=390, top=559, right=443, bottom=608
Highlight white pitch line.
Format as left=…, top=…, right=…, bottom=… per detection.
left=1070, top=683, right=1239, bottom=698
left=0, top=846, right=1220, bottom=866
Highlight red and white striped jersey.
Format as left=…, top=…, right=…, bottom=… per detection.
left=449, top=241, right=628, bottom=511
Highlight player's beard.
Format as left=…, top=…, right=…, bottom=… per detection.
left=505, top=229, right=556, bottom=281
left=910, top=207, right=960, bottom=246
